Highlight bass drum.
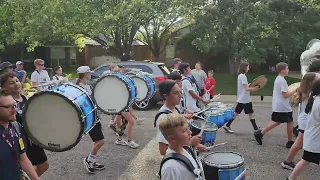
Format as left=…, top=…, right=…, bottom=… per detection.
left=126, top=71, right=155, bottom=102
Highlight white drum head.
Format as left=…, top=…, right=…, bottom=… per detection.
left=23, top=93, right=82, bottom=152
left=93, top=76, right=130, bottom=113
left=131, top=76, right=148, bottom=102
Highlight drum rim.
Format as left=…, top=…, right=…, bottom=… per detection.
left=126, top=72, right=154, bottom=102
left=22, top=88, right=85, bottom=152
left=202, top=151, right=244, bottom=169
left=92, top=74, right=135, bottom=114
left=190, top=120, right=218, bottom=131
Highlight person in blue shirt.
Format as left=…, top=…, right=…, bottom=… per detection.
left=0, top=88, right=39, bottom=180
left=14, top=61, right=29, bottom=84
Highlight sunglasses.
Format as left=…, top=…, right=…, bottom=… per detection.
left=39, top=64, right=45, bottom=66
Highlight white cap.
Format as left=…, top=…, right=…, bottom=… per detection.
left=77, top=66, right=92, bottom=74
left=16, top=61, right=24, bottom=65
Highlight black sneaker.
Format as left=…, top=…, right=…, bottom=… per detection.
left=281, top=161, right=295, bottom=170
left=286, top=141, right=294, bottom=148
left=254, top=130, right=263, bottom=145
left=83, top=158, right=94, bottom=173
left=93, top=162, right=105, bottom=170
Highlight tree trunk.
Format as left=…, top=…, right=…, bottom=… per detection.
left=152, top=54, right=160, bottom=62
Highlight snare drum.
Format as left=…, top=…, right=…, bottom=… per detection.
left=202, top=152, right=245, bottom=180
left=189, top=120, right=218, bottom=147
left=126, top=71, right=155, bottom=102
left=22, top=84, right=97, bottom=152
left=204, top=110, right=225, bottom=128
left=93, top=73, right=136, bottom=114
left=220, top=107, right=234, bottom=122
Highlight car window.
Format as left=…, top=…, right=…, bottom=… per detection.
left=92, top=65, right=108, bottom=79
left=158, top=65, right=170, bottom=75
left=122, top=65, right=153, bottom=74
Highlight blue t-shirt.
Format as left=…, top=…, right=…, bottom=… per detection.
left=14, top=69, right=27, bottom=83
left=0, top=122, right=27, bottom=180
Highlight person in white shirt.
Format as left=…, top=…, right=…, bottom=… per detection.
left=191, top=62, right=207, bottom=96
left=30, top=59, right=50, bottom=91
left=223, top=62, right=260, bottom=133
left=288, top=79, right=320, bottom=180
left=158, top=114, right=204, bottom=180
left=179, top=62, right=209, bottom=113
left=254, top=62, right=298, bottom=148
left=52, top=66, right=64, bottom=81
left=281, top=72, right=317, bottom=170
left=76, top=66, right=106, bottom=174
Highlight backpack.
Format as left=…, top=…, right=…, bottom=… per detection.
left=154, top=107, right=180, bottom=128
left=159, top=146, right=201, bottom=179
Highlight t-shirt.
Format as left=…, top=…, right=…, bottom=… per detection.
left=272, top=76, right=292, bottom=112
left=79, top=82, right=92, bottom=96
left=204, top=77, right=215, bottom=96
left=191, top=69, right=207, bottom=90
left=161, top=147, right=203, bottom=180
left=237, top=73, right=251, bottom=103
left=52, top=75, right=64, bottom=81
left=182, top=75, right=200, bottom=113
left=30, top=70, right=50, bottom=91
left=0, top=122, right=26, bottom=180
left=15, top=95, right=28, bottom=125
left=303, top=96, right=320, bottom=153
left=156, top=105, right=180, bottom=144
left=298, top=99, right=308, bottom=131
left=14, top=69, right=27, bottom=83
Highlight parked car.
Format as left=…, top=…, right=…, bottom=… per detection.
left=91, top=60, right=170, bottom=110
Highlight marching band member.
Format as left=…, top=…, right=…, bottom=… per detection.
left=30, top=59, right=50, bottom=91
left=76, top=66, right=105, bottom=174
left=223, top=62, right=260, bottom=133
left=52, top=66, right=64, bottom=81
left=254, top=62, right=297, bottom=148
left=0, top=72, right=49, bottom=177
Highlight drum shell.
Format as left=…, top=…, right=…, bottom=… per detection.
left=126, top=72, right=155, bottom=102
left=204, top=111, right=225, bottom=128
left=202, top=152, right=245, bottom=180
left=189, top=120, right=218, bottom=147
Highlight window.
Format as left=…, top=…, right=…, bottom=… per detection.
left=50, top=47, right=66, bottom=66
left=158, top=65, right=170, bottom=75
left=70, top=47, right=77, bottom=66
left=122, top=65, right=153, bottom=74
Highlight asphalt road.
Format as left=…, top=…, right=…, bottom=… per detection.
left=40, top=104, right=320, bottom=180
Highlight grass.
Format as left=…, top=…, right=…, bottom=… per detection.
left=213, top=73, right=300, bottom=96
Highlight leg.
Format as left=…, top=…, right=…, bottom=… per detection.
left=223, top=103, right=243, bottom=133
left=27, top=143, right=49, bottom=177
left=288, top=160, right=309, bottom=180
left=34, top=162, right=49, bottom=177
left=248, top=113, right=258, bottom=131
left=129, top=106, right=137, bottom=119
left=287, top=122, right=294, bottom=142
left=91, top=140, right=105, bottom=156
left=246, top=103, right=258, bottom=131
left=254, top=121, right=280, bottom=145
left=121, top=111, right=139, bottom=148
left=282, top=132, right=304, bottom=170
left=159, top=142, right=168, bottom=156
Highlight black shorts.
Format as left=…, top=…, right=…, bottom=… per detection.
left=271, top=112, right=293, bottom=123
left=26, top=143, right=47, bottom=166
left=302, top=150, right=320, bottom=165
left=89, top=122, right=104, bottom=142
left=235, top=102, right=254, bottom=114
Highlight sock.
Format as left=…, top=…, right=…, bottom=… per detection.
left=87, top=153, right=96, bottom=163
left=226, top=118, right=234, bottom=127
left=250, top=119, right=258, bottom=130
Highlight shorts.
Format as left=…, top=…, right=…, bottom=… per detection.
left=235, top=102, right=254, bottom=114
left=26, top=143, right=48, bottom=165
left=302, top=150, right=320, bottom=165
left=89, top=122, right=104, bottom=142
left=271, top=112, right=293, bottom=123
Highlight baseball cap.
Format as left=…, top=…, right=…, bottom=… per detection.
left=0, top=61, right=15, bottom=70
left=16, top=61, right=24, bottom=66
left=77, top=66, right=92, bottom=74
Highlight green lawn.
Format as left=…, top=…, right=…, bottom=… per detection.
left=214, top=73, right=300, bottom=96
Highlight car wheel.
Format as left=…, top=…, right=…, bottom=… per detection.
left=134, top=98, right=155, bottom=111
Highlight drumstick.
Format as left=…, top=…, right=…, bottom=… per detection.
left=235, top=169, right=247, bottom=180
left=199, top=123, right=205, bottom=136
left=210, top=93, right=221, bottom=102
left=194, top=107, right=215, bottom=116
left=206, top=142, right=227, bottom=151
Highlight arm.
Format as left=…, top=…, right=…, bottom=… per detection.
left=244, top=84, right=259, bottom=92
left=19, top=153, right=40, bottom=180
left=189, top=90, right=209, bottom=103
left=183, top=80, right=209, bottom=103
left=30, top=72, right=38, bottom=87
left=281, top=81, right=296, bottom=98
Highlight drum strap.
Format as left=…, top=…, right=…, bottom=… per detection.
left=154, top=108, right=180, bottom=128
left=159, top=146, right=200, bottom=179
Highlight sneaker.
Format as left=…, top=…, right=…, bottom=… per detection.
left=83, top=158, right=95, bottom=174
left=281, top=161, right=295, bottom=170
left=115, top=139, right=127, bottom=146
left=254, top=130, right=263, bottom=145
left=223, top=126, right=235, bottom=134
left=286, top=141, right=294, bottom=149
left=126, top=140, right=139, bottom=149
left=93, top=162, right=105, bottom=170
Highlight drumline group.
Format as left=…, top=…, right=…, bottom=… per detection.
left=1, top=54, right=320, bottom=180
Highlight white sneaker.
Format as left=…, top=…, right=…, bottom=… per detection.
left=126, top=140, right=139, bottom=149
left=115, top=139, right=127, bottom=146
left=223, top=126, right=235, bottom=133
left=135, top=117, right=145, bottom=124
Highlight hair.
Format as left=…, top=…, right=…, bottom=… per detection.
left=54, top=66, right=62, bottom=72
left=308, top=60, right=320, bottom=72
left=168, top=71, right=182, bottom=81
left=173, top=58, right=182, bottom=65
left=195, top=61, right=201, bottom=65
left=276, top=62, right=288, bottom=73
left=108, top=64, right=118, bottom=71
left=178, top=62, right=190, bottom=74
left=0, top=72, right=17, bottom=87
left=208, top=70, right=214, bottom=74
left=299, top=72, right=316, bottom=101
left=158, top=80, right=176, bottom=98
left=158, top=114, right=188, bottom=140
left=34, top=59, right=44, bottom=66
left=0, top=88, right=9, bottom=97
left=305, top=79, right=320, bottom=114
left=238, top=62, right=249, bottom=74
left=76, top=73, right=85, bottom=85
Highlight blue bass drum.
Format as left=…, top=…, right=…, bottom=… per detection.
left=189, top=119, right=218, bottom=147
left=126, top=71, right=155, bottom=102
left=22, top=84, right=97, bottom=152
left=93, top=73, right=137, bottom=114
left=202, top=152, right=246, bottom=180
